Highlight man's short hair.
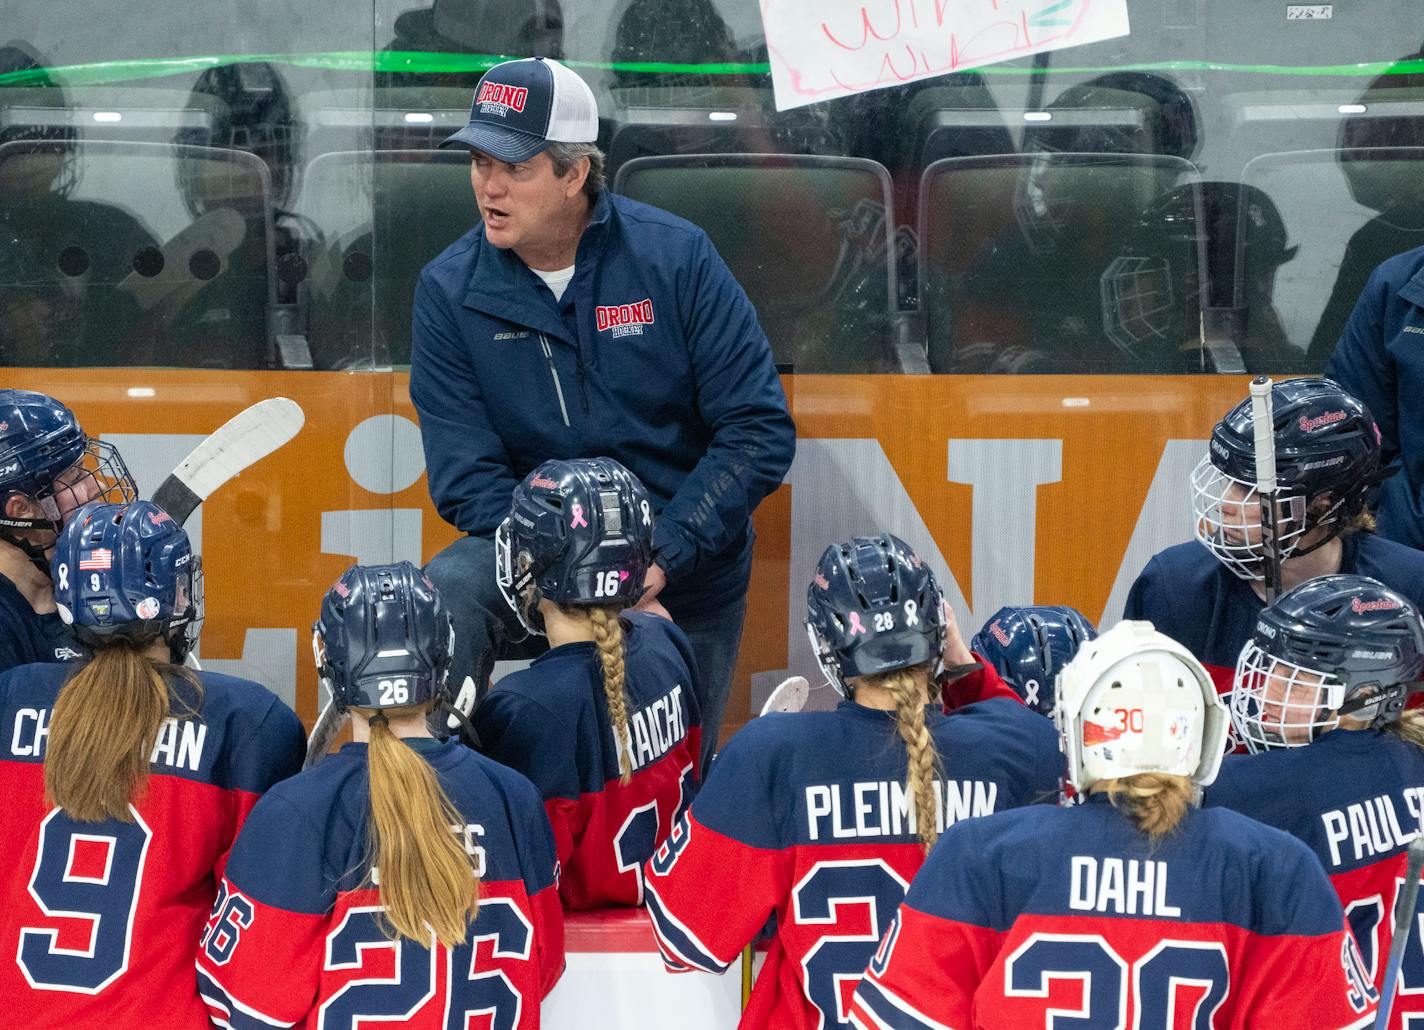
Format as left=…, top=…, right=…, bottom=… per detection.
left=545, top=142, right=605, bottom=199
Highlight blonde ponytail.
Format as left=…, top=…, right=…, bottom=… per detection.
left=363, top=707, right=479, bottom=947
left=863, top=665, right=942, bottom=851
left=45, top=642, right=182, bottom=822
left=588, top=606, right=634, bottom=785
left=1384, top=711, right=1424, bottom=750
left=1094, top=773, right=1195, bottom=839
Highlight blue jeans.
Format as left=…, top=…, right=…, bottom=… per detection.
left=425, top=533, right=747, bottom=768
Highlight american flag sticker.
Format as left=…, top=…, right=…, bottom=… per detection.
left=79, top=549, right=113, bottom=571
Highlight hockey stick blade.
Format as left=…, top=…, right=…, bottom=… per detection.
left=151, top=398, right=305, bottom=525
left=760, top=676, right=810, bottom=716
left=304, top=694, right=347, bottom=770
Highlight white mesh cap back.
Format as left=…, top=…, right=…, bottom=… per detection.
left=544, top=58, right=599, bottom=143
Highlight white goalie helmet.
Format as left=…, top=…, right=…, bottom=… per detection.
left=1055, top=620, right=1230, bottom=794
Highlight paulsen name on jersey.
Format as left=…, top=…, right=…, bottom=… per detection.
left=1319, top=787, right=1424, bottom=868
left=10, top=705, right=208, bottom=772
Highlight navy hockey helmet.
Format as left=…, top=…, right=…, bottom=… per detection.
left=970, top=605, right=1098, bottom=716
left=1231, top=574, right=1424, bottom=753
left=805, top=534, right=946, bottom=698
left=51, top=501, right=203, bottom=662
left=0, top=388, right=136, bottom=538
left=496, top=457, right=654, bottom=635
left=1191, top=377, right=1384, bottom=580
left=313, top=562, right=454, bottom=712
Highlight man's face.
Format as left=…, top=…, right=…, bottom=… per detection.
left=469, top=150, right=582, bottom=254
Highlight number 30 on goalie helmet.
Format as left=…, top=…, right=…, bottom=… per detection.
left=1056, top=620, right=1230, bottom=794
left=805, top=533, right=946, bottom=697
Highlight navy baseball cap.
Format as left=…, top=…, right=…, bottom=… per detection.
left=441, top=57, right=599, bottom=163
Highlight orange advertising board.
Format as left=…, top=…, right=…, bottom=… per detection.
left=6, top=368, right=1251, bottom=739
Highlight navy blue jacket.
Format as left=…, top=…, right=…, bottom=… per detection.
left=1125, top=533, right=1424, bottom=688
left=411, top=190, right=795, bottom=615
left=1328, top=245, right=1424, bottom=549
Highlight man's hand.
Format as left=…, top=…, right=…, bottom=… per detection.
left=635, top=561, right=672, bottom=620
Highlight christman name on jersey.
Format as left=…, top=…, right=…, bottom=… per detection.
left=11, top=707, right=207, bottom=772
left=804, top=778, right=999, bottom=841
left=1320, top=788, right=1424, bottom=868
left=1070, top=856, right=1181, bottom=917
left=628, top=683, right=688, bottom=773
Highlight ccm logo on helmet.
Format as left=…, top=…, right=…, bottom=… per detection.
left=1299, top=410, right=1347, bottom=433
left=596, top=299, right=655, bottom=338
left=476, top=82, right=529, bottom=114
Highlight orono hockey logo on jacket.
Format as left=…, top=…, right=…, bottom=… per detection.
left=596, top=299, right=655, bottom=338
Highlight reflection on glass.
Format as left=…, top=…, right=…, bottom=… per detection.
left=3, top=3, right=1424, bottom=373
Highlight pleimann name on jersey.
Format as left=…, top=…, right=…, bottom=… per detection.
left=596, top=299, right=655, bottom=338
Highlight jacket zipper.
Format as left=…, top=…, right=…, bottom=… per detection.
left=539, top=333, right=571, bottom=427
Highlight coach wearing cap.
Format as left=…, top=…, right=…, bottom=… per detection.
left=410, top=57, right=794, bottom=767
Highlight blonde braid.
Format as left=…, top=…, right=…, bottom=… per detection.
left=589, top=606, right=634, bottom=784
left=873, top=666, right=943, bottom=851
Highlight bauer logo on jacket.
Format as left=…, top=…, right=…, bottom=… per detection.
left=596, top=299, right=655, bottom=338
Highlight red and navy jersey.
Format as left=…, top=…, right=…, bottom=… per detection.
left=643, top=697, right=1060, bottom=1030
left=0, top=572, right=84, bottom=674
left=0, top=661, right=304, bottom=1029
left=851, top=796, right=1376, bottom=1030
left=472, top=610, right=701, bottom=909
left=1124, top=533, right=1424, bottom=693
left=195, top=739, right=564, bottom=1030
left=940, top=654, right=1023, bottom=711
left=1206, top=728, right=1424, bottom=1028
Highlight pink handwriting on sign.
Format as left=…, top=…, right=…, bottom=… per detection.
left=848, top=611, right=868, bottom=635
left=760, top=0, right=1130, bottom=111
left=570, top=504, right=588, bottom=529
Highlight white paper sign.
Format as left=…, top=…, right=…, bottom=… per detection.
left=762, top=0, right=1132, bottom=111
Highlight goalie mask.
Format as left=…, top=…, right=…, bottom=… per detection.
left=805, top=534, right=945, bottom=698
left=1056, top=620, right=1229, bottom=794
left=495, top=457, right=654, bottom=636
left=1190, top=377, right=1384, bottom=581
left=1231, top=574, right=1424, bottom=753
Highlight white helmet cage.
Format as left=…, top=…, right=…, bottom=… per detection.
left=1189, top=456, right=1313, bottom=581
left=1056, top=620, right=1230, bottom=794
left=1230, top=640, right=1347, bottom=754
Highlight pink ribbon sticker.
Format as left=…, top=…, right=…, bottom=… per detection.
left=848, top=612, right=867, bottom=635
left=619, top=570, right=630, bottom=582
left=570, top=503, right=588, bottom=529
